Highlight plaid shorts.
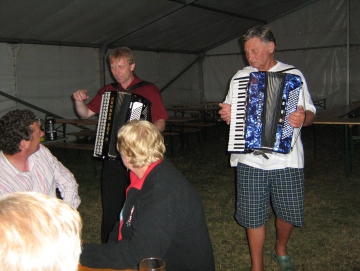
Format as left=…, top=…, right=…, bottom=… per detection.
left=235, top=163, right=304, bottom=228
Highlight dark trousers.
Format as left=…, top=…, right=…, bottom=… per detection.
left=101, top=159, right=129, bottom=243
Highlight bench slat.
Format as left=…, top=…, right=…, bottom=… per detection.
left=53, top=143, right=94, bottom=151
left=183, top=122, right=216, bottom=127
left=67, top=131, right=96, bottom=137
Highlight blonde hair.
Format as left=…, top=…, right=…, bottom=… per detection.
left=0, top=192, right=82, bottom=271
left=117, top=120, right=165, bottom=168
left=108, top=47, right=135, bottom=64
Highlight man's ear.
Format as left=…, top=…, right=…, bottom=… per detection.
left=267, top=41, right=275, bottom=53
left=19, top=139, right=28, bottom=150
left=130, top=63, right=136, bottom=72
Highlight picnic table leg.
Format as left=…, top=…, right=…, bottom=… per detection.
left=344, top=124, right=349, bottom=178
left=348, top=124, right=354, bottom=174
left=179, top=123, right=185, bottom=149
left=313, top=124, right=317, bottom=159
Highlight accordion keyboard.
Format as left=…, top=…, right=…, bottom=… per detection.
left=94, top=92, right=111, bottom=157
left=228, top=76, right=249, bottom=152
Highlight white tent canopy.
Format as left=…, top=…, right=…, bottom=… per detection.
left=0, top=0, right=359, bottom=121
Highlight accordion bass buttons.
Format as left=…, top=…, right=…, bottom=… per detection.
left=257, top=92, right=263, bottom=126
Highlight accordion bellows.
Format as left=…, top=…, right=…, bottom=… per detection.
left=228, top=71, right=302, bottom=155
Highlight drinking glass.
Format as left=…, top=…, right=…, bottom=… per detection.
left=138, top=257, right=166, bottom=271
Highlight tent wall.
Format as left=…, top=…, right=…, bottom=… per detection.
left=0, top=43, right=199, bottom=120
left=1, top=0, right=359, bottom=121
left=349, top=0, right=360, bottom=104
left=0, top=43, right=100, bottom=120
left=203, top=0, right=359, bottom=108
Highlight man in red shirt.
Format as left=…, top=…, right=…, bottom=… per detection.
left=73, top=47, right=168, bottom=243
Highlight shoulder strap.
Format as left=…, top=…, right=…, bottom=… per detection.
left=277, top=67, right=297, bottom=73
left=126, top=81, right=151, bottom=92
left=111, top=81, right=151, bottom=92
left=110, top=82, right=119, bottom=91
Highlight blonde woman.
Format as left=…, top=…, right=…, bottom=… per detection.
left=80, top=120, right=215, bottom=271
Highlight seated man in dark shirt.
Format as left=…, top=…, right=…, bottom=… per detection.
left=80, top=120, right=215, bottom=271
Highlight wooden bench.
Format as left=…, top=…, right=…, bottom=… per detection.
left=164, top=127, right=201, bottom=149
left=183, top=121, right=216, bottom=128
left=166, top=127, right=201, bottom=133
left=161, top=131, right=180, bottom=156
left=67, top=130, right=96, bottom=136
left=52, top=142, right=98, bottom=175
left=52, top=142, right=94, bottom=151
left=67, top=130, right=96, bottom=143
left=183, top=121, right=217, bottom=140
left=161, top=131, right=180, bottom=137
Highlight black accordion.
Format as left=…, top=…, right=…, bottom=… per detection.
left=228, top=71, right=302, bottom=156
left=93, top=91, right=151, bottom=160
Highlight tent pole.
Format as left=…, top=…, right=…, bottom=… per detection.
left=159, top=57, right=200, bottom=93
left=346, top=0, right=350, bottom=105
left=99, top=44, right=107, bottom=87
left=198, top=56, right=204, bottom=102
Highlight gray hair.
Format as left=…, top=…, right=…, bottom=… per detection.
left=242, top=25, right=276, bottom=46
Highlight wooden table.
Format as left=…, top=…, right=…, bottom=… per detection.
left=40, top=119, right=94, bottom=146
left=78, top=263, right=135, bottom=271
left=41, top=136, right=68, bottom=146
left=313, top=97, right=327, bottom=109
left=56, top=118, right=98, bottom=126
left=316, top=104, right=360, bottom=118
left=166, top=105, right=220, bottom=122
left=166, top=117, right=200, bottom=149
left=55, top=118, right=98, bottom=136
left=42, top=118, right=99, bottom=150
left=55, top=118, right=97, bottom=137
left=313, top=104, right=360, bottom=178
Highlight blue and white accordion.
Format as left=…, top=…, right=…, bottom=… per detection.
left=228, top=71, right=302, bottom=156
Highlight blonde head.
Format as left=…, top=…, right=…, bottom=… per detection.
left=108, top=47, right=135, bottom=64
left=117, top=120, right=165, bottom=168
left=0, top=192, right=82, bottom=271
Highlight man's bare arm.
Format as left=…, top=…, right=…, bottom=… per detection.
left=73, top=90, right=96, bottom=119
left=153, top=119, right=166, bottom=132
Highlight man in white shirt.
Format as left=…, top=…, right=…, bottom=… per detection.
left=0, top=109, right=80, bottom=209
left=219, top=25, right=316, bottom=271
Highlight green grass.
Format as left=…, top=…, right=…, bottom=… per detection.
left=51, top=123, right=360, bottom=270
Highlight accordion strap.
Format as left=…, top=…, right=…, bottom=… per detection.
left=276, top=67, right=297, bottom=73
left=111, top=81, right=151, bottom=92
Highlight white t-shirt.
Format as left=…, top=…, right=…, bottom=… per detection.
left=223, top=61, right=316, bottom=170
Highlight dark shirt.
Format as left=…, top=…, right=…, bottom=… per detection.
left=80, top=159, right=215, bottom=271
left=87, top=75, right=168, bottom=122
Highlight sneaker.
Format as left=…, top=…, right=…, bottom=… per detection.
left=271, top=250, right=295, bottom=271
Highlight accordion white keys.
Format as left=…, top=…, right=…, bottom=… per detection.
left=93, top=91, right=151, bottom=160
left=228, top=71, right=302, bottom=156
left=228, top=76, right=249, bottom=152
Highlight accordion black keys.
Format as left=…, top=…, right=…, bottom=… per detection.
left=93, top=91, right=151, bottom=160
left=228, top=71, right=302, bottom=155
